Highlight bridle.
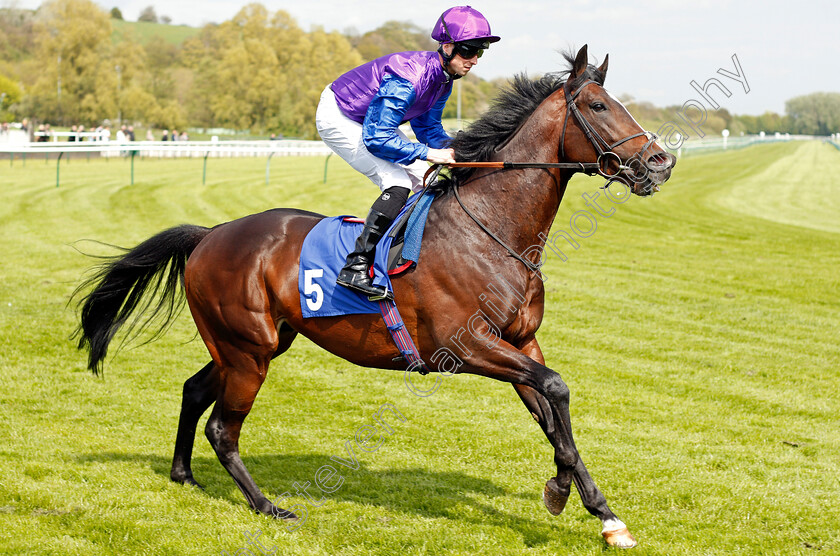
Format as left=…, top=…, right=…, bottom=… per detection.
left=435, top=77, right=669, bottom=275
left=444, top=78, right=663, bottom=181
left=560, top=78, right=661, bottom=181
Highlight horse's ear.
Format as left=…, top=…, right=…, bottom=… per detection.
left=571, top=44, right=588, bottom=79
left=597, top=54, right=609, bottom=84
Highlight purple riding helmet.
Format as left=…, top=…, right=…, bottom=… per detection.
left=432, top=6, right=500, bottom=70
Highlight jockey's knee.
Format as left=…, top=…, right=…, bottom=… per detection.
left=371, top=186, right=409, bottom=219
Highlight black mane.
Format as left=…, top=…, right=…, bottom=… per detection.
left=433, top=51, right=606, bottom=193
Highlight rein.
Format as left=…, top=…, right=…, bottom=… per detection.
left=447, top=161, right=601, bottom=172
left=422, top=164, right=543, bottom=275
left=451, top=182, right=543, bottom=275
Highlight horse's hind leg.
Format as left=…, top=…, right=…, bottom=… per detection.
left=514, top=338, right=636, bottom=548
left=204, top=355, right=277, bottom=515
left=171, top=324, right=298, bottom=489
left=171, top=361, right=220, bottom=487
left=203, top=325, right=299, bottom=517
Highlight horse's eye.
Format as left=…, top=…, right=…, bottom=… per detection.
left=590, top=102, right=607, bottom=112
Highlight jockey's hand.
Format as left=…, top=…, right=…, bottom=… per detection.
left=426, top=148, right=456, bottom=164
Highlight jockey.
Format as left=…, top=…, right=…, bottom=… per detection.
left=316, top=5, right=500, bottom=300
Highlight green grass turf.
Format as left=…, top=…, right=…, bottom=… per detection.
left=0, top=142, right=838, bottom=555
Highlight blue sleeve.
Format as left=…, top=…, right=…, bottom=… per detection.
left=410, top=87, right=453, bottom=148
left=363, top=75, right=429, bottom=165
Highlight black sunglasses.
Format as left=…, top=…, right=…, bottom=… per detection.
left=453, top=43, right=484, bottom=60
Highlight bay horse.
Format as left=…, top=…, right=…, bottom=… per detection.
left=75, top=46, right=675, bottom=548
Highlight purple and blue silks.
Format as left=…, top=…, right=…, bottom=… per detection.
left=330, top=51, right=453, bottom=164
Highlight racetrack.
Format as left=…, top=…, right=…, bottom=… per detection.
left=0, top=142, right=838, bottom=555
left=714, top=141, right=840, bottom=233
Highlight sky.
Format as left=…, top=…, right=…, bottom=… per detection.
left=9, top=0, right=840, bottom=116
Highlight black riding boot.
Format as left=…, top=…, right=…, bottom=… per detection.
left=336, top=209, right=395, bottom=301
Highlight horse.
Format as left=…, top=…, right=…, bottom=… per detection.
left=74, top=45, right=675, bottom=549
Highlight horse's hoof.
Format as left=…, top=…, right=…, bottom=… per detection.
left=602, top=527, right=637, bottom=549
left=542, top=477, right=570, bottom=516
left=185, top=477, right=205, bottom=490
left=173, top=475, right=204, bottom=490
left=270, top=506, right=299, bottom=521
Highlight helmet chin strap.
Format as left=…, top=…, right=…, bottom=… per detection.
left=438, top=45, right=463, bottom=80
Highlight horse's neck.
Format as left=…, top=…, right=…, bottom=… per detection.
left=456, top=98, right=570, bottom=255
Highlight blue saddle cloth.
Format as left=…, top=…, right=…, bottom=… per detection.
left=298, top=190, right=434, bottom=318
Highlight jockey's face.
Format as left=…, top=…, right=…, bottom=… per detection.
left=441, top=43, right=479, bottom=77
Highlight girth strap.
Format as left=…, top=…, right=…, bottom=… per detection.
left=379, top=299, right=431, bottom=374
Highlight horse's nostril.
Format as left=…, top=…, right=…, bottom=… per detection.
left=646, top=153, right=674, bottom=169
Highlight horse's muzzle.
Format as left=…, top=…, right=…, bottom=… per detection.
left=625, top=152, right=676, bottom=196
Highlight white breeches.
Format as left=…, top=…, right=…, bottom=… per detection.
left=315, top=86, right=428, bottom=193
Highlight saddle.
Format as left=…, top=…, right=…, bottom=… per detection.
left=385, top=188, right=433, bottom=274
left=351, top=186, right=437, bottom=277
left=298, top=188, right=436, bottom=319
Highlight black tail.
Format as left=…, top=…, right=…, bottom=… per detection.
left=73, top=224, right=212, bottom=374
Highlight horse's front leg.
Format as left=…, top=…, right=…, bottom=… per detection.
left=513, top=337, right=637, bottom=549
left=457, top=339, right=579, bottom=517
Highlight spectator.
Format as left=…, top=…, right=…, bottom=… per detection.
left=68, top=125, right=77, bottom=142
left=179, top=131, right=188, bottom=141
left=116, top=126, right=127, bottom=156
left=146, top=129, right=154, bottom=141
left=161, top=129, right=169, bottom=141
left=101, top=125, right=111, bottom=141
left=127, top=126, right=135, bottom=141
left=171, top=129, right=179, bottom=142
left=77, top=125, right=85, bottom=141
left=36, top=124, right=46, bottom=142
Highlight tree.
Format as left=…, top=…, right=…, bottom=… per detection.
left=138, top=6, right=158, bottom=23
left=732, top=113, right=759, bottom=134
left=184, top=5, right=363, bottom=137
left=120, top=85, right=159, bottom=123
left=110, top=7, right=123, bottom=20
left=151, top=99, right=186, bottom=129
left=350, top=21, right=436, bottom=61
left=8, top=1, right=511, bottom=135
left=26, top=0, right=116, bottom=125
left=142, top=41, right=178, bottom=101
left=786, top=92, right=840, bottom=135
left=0, top=72, right=23, bottom=121
left=211, top=38, right=281, bottom=130
left=441, top=75, right=503, bottom=123
left=112, top=40, right=147, bottom=123
left=756, top=111, right=791, bottom=134
left=0, top=6, right=38, bottom=61
left=161, top=15, right=171, bottom=24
